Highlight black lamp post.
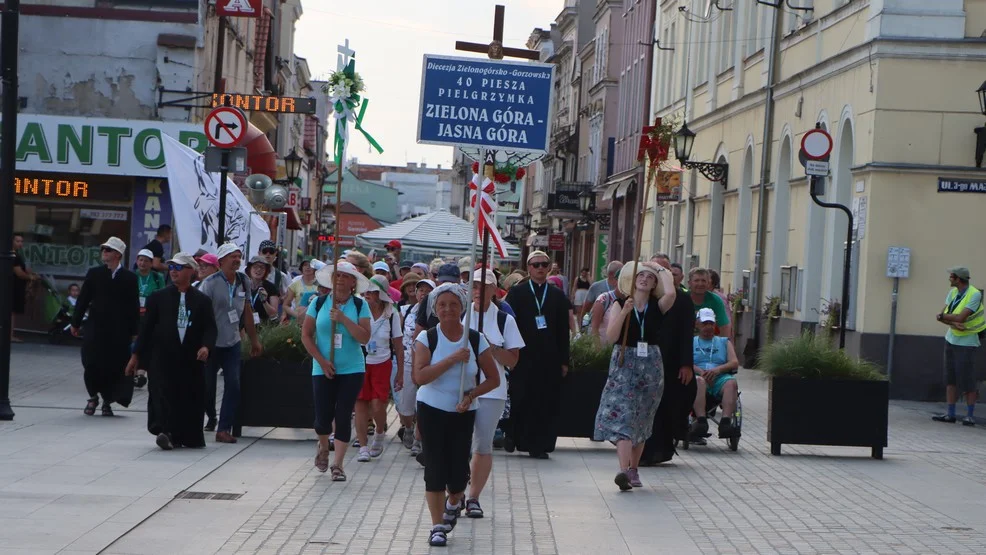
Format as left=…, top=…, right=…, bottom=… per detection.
left=674, top=121, right=729, bottom=188
left=284, top=151, right=304, bottom=182
left=975, top=81, right=986, bottom=168
left=578, top=190, right=611, bottom=225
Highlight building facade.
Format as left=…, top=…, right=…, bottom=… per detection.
left=647, top=0, right=986, bottom=399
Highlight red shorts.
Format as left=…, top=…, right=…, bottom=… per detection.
left=358, top=360, right=392, bottom=402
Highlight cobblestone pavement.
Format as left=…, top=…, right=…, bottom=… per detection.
left=6, top=342, right=986, bottom=554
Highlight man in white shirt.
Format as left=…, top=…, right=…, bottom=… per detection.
left=464, top=268, right=524, bottom=518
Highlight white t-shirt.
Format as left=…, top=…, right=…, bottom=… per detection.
left=402, top=303, right=420, bottom=366
left=177, top=292, right=188, bottom=343
left=465, top=303, right=524, bottom=401
left=415, top=324, right=490, bottom=413
left=365, top=304, right=402, bottom=364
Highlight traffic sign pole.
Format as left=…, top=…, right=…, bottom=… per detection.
left=217, top=148, right=230, bottom=245
left=203, top=101, right=248, bottom=245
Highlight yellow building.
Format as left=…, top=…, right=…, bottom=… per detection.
left=646, top=0, right=986, bottom=399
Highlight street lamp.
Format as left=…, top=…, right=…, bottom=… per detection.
left=578, top=190, right=611, bottom=225
left=284, top=151, right=303, bottom=182
left=975, top=82, right=986, bottom=167
left=673, top=121, right=729, bottom=188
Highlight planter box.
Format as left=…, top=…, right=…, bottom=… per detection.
left=239, top=358, right=315, bottom=430
left=768, top=376, right=888, bottom=459
left=556, top=369, right=609, bottom=438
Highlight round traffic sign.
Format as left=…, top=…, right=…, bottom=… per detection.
left=204, top=106, right=248, bottom=148
left=801, top=128, right=833, bottom=160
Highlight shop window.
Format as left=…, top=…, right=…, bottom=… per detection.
left=780, top=265, right=798, bottom=312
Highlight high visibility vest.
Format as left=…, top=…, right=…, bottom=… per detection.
left=945, top=285, right=986, bottom=336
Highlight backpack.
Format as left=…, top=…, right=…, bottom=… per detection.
left=474, top=310, right=508, bottom=338
left=314, top=295, right=401, bottom=359
left=425, top=327, right=482, bottom=363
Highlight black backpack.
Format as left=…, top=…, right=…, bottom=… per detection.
left=314, top=295, right=401, bottom=360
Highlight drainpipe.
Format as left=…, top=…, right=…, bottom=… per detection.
left=746, top=4, right=783, bottom=365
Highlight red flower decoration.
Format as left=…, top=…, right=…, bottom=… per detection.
left=516, top=167, right=526, bottom=180
left=471, top=161, right=479, bottom=173
left=494, top=172, right=510, bottom=184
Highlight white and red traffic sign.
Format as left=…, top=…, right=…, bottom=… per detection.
left=801, top=128, right=833, bottom=161
left=216, top=0, right=262, bottom=18
left=204, top=106, right=248, bottom=148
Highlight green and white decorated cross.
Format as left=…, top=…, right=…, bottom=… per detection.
left=325, top=40, right=383, bottom=166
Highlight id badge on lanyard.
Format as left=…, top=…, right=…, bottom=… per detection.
left=531, top=281, right=549, bottom=331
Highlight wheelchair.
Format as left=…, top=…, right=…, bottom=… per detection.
left=678, top=391, right=742, bottom=452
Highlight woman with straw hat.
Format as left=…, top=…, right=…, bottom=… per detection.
left=300, top=261, right=371, bottom=481
left=595, top=261, right=676, bottom=491
left=354, top=275, right=404, bottom=461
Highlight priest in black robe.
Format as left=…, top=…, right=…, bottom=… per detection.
left=71, top=237, right=140, bottom=416
left=641, top=257, right=696, bottom=465
left=504, top=250, right=571, bottom=459
left=127, top=253, right=217, bottom=450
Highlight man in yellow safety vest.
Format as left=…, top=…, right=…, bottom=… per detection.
left=933, top=266, right=985, bottom=426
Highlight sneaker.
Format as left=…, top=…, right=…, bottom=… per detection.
left=369, top=436, right=384, bottom=458
left=614, top=471, right=632, bottom=491
left=410, top=439, right=422, bottom=456
left=357, top=446, right=371, bottom=462
left=503, top=435, right=516, bottom=453
left=156, top=433, right=173, bottom=451
left=932, top=414, right=957, bottom=423
left=718, top=417, right=740, bottom=439
left=415, top=448, right=426, bottom=467
left=134, top=375, right=147, bottom=388
left=352, top=438, right=361, bottom=448
left=627, top=468, right=643, bottom=488
left=403, top=426, right=415, bottom=449
left=203, top=417, right=217, bottom=432
left=689, top=417, right=709, bottom=441
left=492, top=428, right=505, bottom=449
left=963, top=416, right=976, bottom=427
left=397, top=426, right=405, bottom=442
left=368, top=421, right=375, bottom=436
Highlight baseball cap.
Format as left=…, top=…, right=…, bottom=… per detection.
left=216, top=242, right=242, bottom=260
left=948, top=266, right=971, bottom=280
left=472, top=268, right=497, bottom=286
left=457, top=257, right=473, bottom=273
left=197, top=253, right=219, bottom=268
left=416, top=278, right=436, bottom=290
left=697, top=308, right=716, bottom=323
left=100, top=237, right=126, bottom=255
left=386, top=240, right=402, bottom=249
left=136, top=248, right=154, bottom=260
left=259, top=239, right=277, bottom=252
left=246, top=255, right=270, bottom=268
left=372, top=261, right=391, bottom=274
left=527, top=250, right=549, bottom=264
left=167, top=252, right=199, bottom=270
left=436, top=263, right=460, bottom=284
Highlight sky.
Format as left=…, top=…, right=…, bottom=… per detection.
left=294, top=1, right=562, bottom=169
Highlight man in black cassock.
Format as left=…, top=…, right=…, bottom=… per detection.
left=504, top=250, right=571, bottom=459
left=71, top=237, right=140, bottom=417
left=640, top=255, right=696, bottom=466
left=126, top=253, right=217, bottom=450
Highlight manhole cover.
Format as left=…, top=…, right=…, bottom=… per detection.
left=174, top=491, right=244, bottom=501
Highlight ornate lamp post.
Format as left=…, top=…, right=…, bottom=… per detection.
left=284, top=151, right=303, bottom=182
left=673, top=121, right=729, bottom=188
left=578, top=190, right=611, bottom=224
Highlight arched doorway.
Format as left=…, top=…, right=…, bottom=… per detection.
left=800, top=118, right=829, bottom=323
left=768, top=135, right=793, bottom=296
left=733, top=145, right=754, bottom=286
left=824, top=116, right=856, bottom=328
left=708, top=153, right=727, bottom=273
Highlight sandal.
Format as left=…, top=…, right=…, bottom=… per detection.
left=330, top=465, right=346, bottom=482
left=443, top=497, right=463, bottom=530
left=84, top=397, right=98, bottom=416
left=101, top=404, right=114, bottom=417
left=429, top=525, right=449, bottom=547
left=465, top=498, right=484, bottom=518
left=314, top=444, right=329, bottom=473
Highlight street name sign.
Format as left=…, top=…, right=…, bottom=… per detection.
left=417, top=54, right=554, bottom=153
left=204, top=106, right=247, bottom=148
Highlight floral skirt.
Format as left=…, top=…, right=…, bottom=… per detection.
left=593, top=344, right=665, bottom=445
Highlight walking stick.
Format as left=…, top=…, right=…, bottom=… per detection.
left=617, top=177, right=653, bottom=366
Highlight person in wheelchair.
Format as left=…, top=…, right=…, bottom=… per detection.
left=690, top=308, right=740, bottom=440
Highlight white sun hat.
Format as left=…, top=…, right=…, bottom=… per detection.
left=333, top=260, right=370, bottom=294
left=100, top=236, right=126, bottom=256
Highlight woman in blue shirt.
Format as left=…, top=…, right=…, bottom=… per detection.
left=301, top=261, right=370, bottom=482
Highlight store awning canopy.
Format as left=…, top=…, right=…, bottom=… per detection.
left=355, top=209, right=521, bottom=261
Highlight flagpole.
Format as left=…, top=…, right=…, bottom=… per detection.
left=329, top=152, right=343, bottom=364
left=618, top=175, right=652, bottom=366
left=459, top=150, right=491, bottom=403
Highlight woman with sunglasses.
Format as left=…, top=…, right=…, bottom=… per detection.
left=301, top=261, right=371, bottom=481
left=412, top=283, right=499, bottom=547
left=246, top=256, right=280, bottom=324
left=596, top=261, right=675, bottom=491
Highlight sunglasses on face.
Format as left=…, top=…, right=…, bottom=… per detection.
left=530, top=262, right=550, bottom=269
left=168, top=263, right=189, bottom=272
left=261, top=248, right=277, bottom=255
left=100, top=247, right=115, bottom=253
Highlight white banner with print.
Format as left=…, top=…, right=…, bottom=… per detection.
left=162, top=134, right=270, bottom=258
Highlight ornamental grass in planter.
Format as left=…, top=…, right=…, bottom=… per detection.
left=239, top=323, right=315, bottom=430
left=758, top=333, right=888, bottom=459
left=557, top=335, right=612, bottom=438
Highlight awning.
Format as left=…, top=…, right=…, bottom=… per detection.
left=615, top=178, right=636, bottom=199
left=243, top=124, right=276, bottom=179
left=601, top=182, right=618, bottom=201
left=601, top=172, right=636, bottom=201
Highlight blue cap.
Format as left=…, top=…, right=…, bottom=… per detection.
left=436, top=263, right=461, bottom=284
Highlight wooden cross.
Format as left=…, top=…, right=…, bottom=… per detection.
left=455, top=5, right=540, bottom=61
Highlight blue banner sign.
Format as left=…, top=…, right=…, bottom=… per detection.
left=417, top=54, right=554, bottom=153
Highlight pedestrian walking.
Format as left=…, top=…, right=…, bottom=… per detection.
left=301, top=261, right=371, bottom=480
left=354, top=276, right=404, bottom=461
left=257, top=240, right=290, bottom=298
left=933, top=266, right=986, bottom=425
left=464, top=269, right=523, bottom=518
left=282, top=260, right=318, bottom=323
left=246, top=256, right=280, bottom=324
left=595, top=261, right=675, bottom=490
left=585, top=261, right=624, bottom=337
left=136, top=224, right=172, bottom=273
left=11, top=233, right=38, bottom=343
left=126, top=253, right=217, bottom=450
left=504, top=250, right=572, bottom=459
left=71, top=237, right=140, bottom=416
left=573, top=268, right=592, bottom=319
left=134, top=248, right=167, bottom=388
left=193, top=253, right=219, bottom=288
left=411, top=283, right=499, bottom=547
left=398, top=278, right=435, bottom=457
left=198, top=243, right=263, bottom=442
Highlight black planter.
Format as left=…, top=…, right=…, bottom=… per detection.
left=768, top=376, right=889, bottom=459
left=239, top=358, right=315, bottom=430
left=556, top=369, right=609, bottom=438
